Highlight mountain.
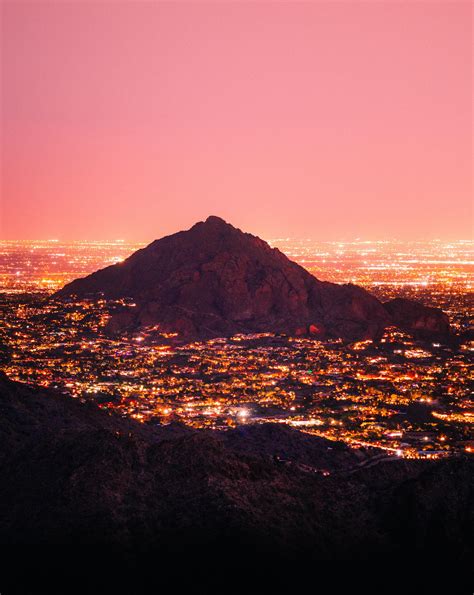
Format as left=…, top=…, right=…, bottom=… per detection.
left=0, top=373, right=472, bottom=590
left=54, top=216, right=450, bottom=341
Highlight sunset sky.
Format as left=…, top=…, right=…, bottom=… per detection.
left=1, top=1, right=472, bottom=242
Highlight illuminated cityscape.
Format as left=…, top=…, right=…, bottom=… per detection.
left=2, top=0, right=472, bottom=586
left=1, top=238, right=472, bottom=460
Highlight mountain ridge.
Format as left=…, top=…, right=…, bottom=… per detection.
left=0, top=372, right=471, bottom=589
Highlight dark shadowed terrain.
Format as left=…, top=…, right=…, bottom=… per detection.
left=0, top=372, right=471, bottom=592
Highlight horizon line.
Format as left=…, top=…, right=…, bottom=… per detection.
left=0, top=237, right=472, bottom=244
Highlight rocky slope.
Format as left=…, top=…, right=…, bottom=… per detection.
left=0, top=373, right=471, bottom=590
left=55, top=216, right=449, bottom=341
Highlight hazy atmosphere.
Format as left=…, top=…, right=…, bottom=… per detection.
left=1, top=1, right=472, bottom=241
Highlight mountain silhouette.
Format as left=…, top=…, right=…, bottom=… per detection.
left=0, top=372, right=471, bottom=591
left=55, top=216, right=449, bottom=341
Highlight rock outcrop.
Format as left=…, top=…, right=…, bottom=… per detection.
left=383, top=298, right=451, bottom=339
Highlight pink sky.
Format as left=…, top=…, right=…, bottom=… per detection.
left=1, top=1, right=472, bottom=242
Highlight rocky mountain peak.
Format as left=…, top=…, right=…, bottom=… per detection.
left=54, top=218, right=450, bottom=342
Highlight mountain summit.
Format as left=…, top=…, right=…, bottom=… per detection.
left=54, top=217, right=449, bottom=341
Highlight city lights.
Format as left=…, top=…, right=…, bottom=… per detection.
left=0, top=238, right=472, bottom=459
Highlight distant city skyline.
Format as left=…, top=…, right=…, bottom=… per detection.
left=1, top=232, right=473, bottom=244
left=2, top=1, right=472, bottom=242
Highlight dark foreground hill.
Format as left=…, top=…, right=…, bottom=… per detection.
left=54, top=217, right=450, bottom=341
left=0, top=373, right=472, bottom=591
